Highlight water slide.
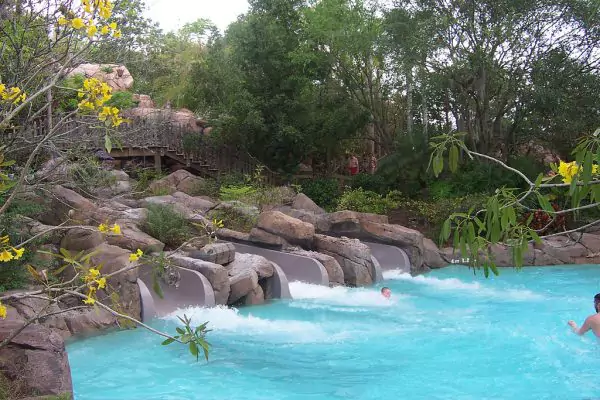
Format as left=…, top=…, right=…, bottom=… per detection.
left=228, top=242, right=329, bottom=287
left=363, top=242, right=411, bottom=272
left=137, top=265, right=215, bottom=321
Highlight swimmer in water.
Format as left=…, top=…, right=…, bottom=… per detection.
left=381, top=287, right=391, bottom=299
left=568, top=293, right=600, bottom=338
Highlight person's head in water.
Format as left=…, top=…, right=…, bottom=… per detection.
left=381, top=287, right=391, bottom=299
left=594, top=293, right=600, bottom=312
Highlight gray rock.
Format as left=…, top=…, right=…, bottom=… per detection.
left=60, top=227, right=104, bottom=251
left=287, top=249, right=345, bottom=286
left=314, top=235, right=374, bottom=286
left=227, top=253, right=274, bottom=279
left=249, top=227, right=290, bottom=248
left=244, top=285, right=265, bottom=305
left=189, top=242, right=236, bottom=265
left=292, top=193, right=325, bottom=214
left=256, top=211, right=315, bottom=247
left=228, top=269, right=259, bottom=304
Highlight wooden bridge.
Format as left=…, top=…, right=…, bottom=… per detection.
left=3, top=113, right=353, bottom=187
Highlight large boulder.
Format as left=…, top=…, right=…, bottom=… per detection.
left=291, top=193, right=325, bottom=214
left=325, top=211, right=388, bottom=235
left=288, top=249, right=345, bottom=286
left=67, top=63, right=133, bottom=91
left=105, top=220, right=165, bottom=253
left=313, top=235, right=374, bottom=286
left=60, top=227, right=104, bottom=252
left=423, top=238, right=447, bottom=269
left=38, top=185, right=96, bottom=225
left=168, top=254, right=231, bottom=305
left=248, top=227, right=290, bottom=249
left=228, top=269, right=259, bottom=304
left=244, top=285, right=265, bottom=305
left=0, top=320, right=72, bottom=397
left=148, top=169, right=204, bottom=195
left=189, top=242, right=236, bottom=265
left=256, top=211, right=315, bottom=247
left=227, top=253, right=274, bottom=279
left=172, top=191, right=215, bottom=212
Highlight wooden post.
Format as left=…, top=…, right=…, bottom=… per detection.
left=154, top=153, right=161, bottom=173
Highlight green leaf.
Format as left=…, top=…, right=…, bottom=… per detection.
left=483, top=263, right=489, bottom=278
left=536, top=193, right=553, bottom=213
left=189, top=341, right=199, bottom=360
left=104, top=134, right=112, bottom=153
left=490, top=263, right=499, bottom=276
left=467, top=222, right=475, bottom=243
left=453, top=229, right=460, bottom=249
left=176, top=327, right=185, bottom=335
left=529, top=230, right=542, bottom=244
left=592, top=184, right=600, bottom=203
left=440, top=219, right=451, bottom=243
left=162, top=337, right=176, bottom=345
left=449, top=145, right=459, bottom=173
left=534, top=173, right=543, bottom=188
left=583, top=151, right=593, bottom=184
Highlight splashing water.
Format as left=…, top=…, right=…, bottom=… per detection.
left=67, top=265, right=600, bottom=400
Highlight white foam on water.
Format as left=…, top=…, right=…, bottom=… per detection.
left=383, top=270, right=543, bottom=301
left=289, top=281, right=405, bottom=307
left=164, top=305, right=327, bottom=342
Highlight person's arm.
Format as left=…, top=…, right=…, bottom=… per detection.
left=568, top=318, right=592, bottom=335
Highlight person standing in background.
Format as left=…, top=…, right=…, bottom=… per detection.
left=348, top=153, right=359, bottom=176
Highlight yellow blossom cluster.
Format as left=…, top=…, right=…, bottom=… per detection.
left=0, top=235, right=24, bottom=262
left=0, top=83, right=26, bottom=105
left=82, top=267, right=107, bottom=305
left=98, top=222, right=122, bottom=234
left=77, top=78, right=125, bottom=127
left=57, top=0, right=121, bottom=39
left=129, top=249, right=144, bottom=262
left=557, top=160, right=600, bottom=184
left=0, top=302, right=6, bottom=319
left=212, top=218, right=224, bottom=229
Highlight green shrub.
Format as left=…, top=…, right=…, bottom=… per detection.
left=70, top=157, right=116, bottom=193
left=300, top=178, right=340, bottom=211
left=194, top=178, right=220, bottom=198
left=336, top=188, right=400, bottom=215
left=142, top=204, right=191, bottom=248
left=105, top=91, right=137, bottom=109
left=209, top=208, right=257, bottom=233
left=395, top=193, right=488, bottom=240
left=219, top=184, right=257, bottom=202
left=0, top=199, right=50, bottom=291
left=350, top=173, right=388, bottom=194
left=131, top=167, right=168, bottom=194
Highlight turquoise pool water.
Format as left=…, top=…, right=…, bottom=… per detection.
left=67, top=265, right=600, bottom=400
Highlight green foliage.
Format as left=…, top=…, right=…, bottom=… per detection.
left=336, top=188, right=400, bottom=215
left=162, top=314, right=211, bottom=362
left=208, top=208, right=257, bottom=233
left=219, top=185, right=258, bottom=202
left=142, top=204, right=192, bottom=248
left=349, top=173, right=388, bottom=194
left=105, top=91, right=137, bottom=109
left=70, top=157, right=117, bottom=194
left=130, top=167, right=167, bottom=193
left=55, top=74, right=86, bottom=112
left=300, top=178, right=340, bottom=211
left=0, top=199, right=48, bottom=291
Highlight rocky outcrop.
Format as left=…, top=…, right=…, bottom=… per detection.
left=67, top=63, right=133, bottom=91
left=0, top=319, right=72, bottom=397
left=106, top=220, right=165, bottom=253
left=256, top=211, right=315, bottom=247
left=227, top=269, right=259, bottom=304
left=292, top=193, right=325, bottom=214
left=248, top=227, right=290, bottom=248
left=60, top=228, right=103, bottom=251
left=38, top=185, right=96, bottom=225
left=148, top=169, right=204, bottom=195
left=227, top=253, right=274, bottom=279
left=314, top=235, right=374, bottom=286
left=423, top=238, right=447, bottom=269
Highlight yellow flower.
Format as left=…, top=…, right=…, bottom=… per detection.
left=109, top=22, right=117, bottom=30
left=83, top=296, right=96, bottom=305
left=110, top=224, right=121, bottom=234
left=95, top=277, right=107, bottom=289
left=129, top=249, right=143, bottom=262
left=557, top=160, right=580, bottom=184
left=82, top=0, right=92, bottom=13
left=71, top=18, right=85, bottom=29
left=98, top=223, right=108, bottom=233
left=593, top=165, right=599, bottom=175
left=12, top=247, right=24, bottom=260
left=0, top=303, right=6, bottom=319
left=0, top=250, right=14, bottom=262
left=85, top=268, right=100, bottom=283
left=0, top=235, right=9, bottom=244
left=58, top=16, right=69, bottom=25
left=87, top=23, right=98, bottom=38
left=112, top=29, right=121, bottom=38
left=101, top=25, right=110, bottom=35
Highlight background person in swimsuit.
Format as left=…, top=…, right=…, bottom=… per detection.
left=568, top=293, right=600, bottom=337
